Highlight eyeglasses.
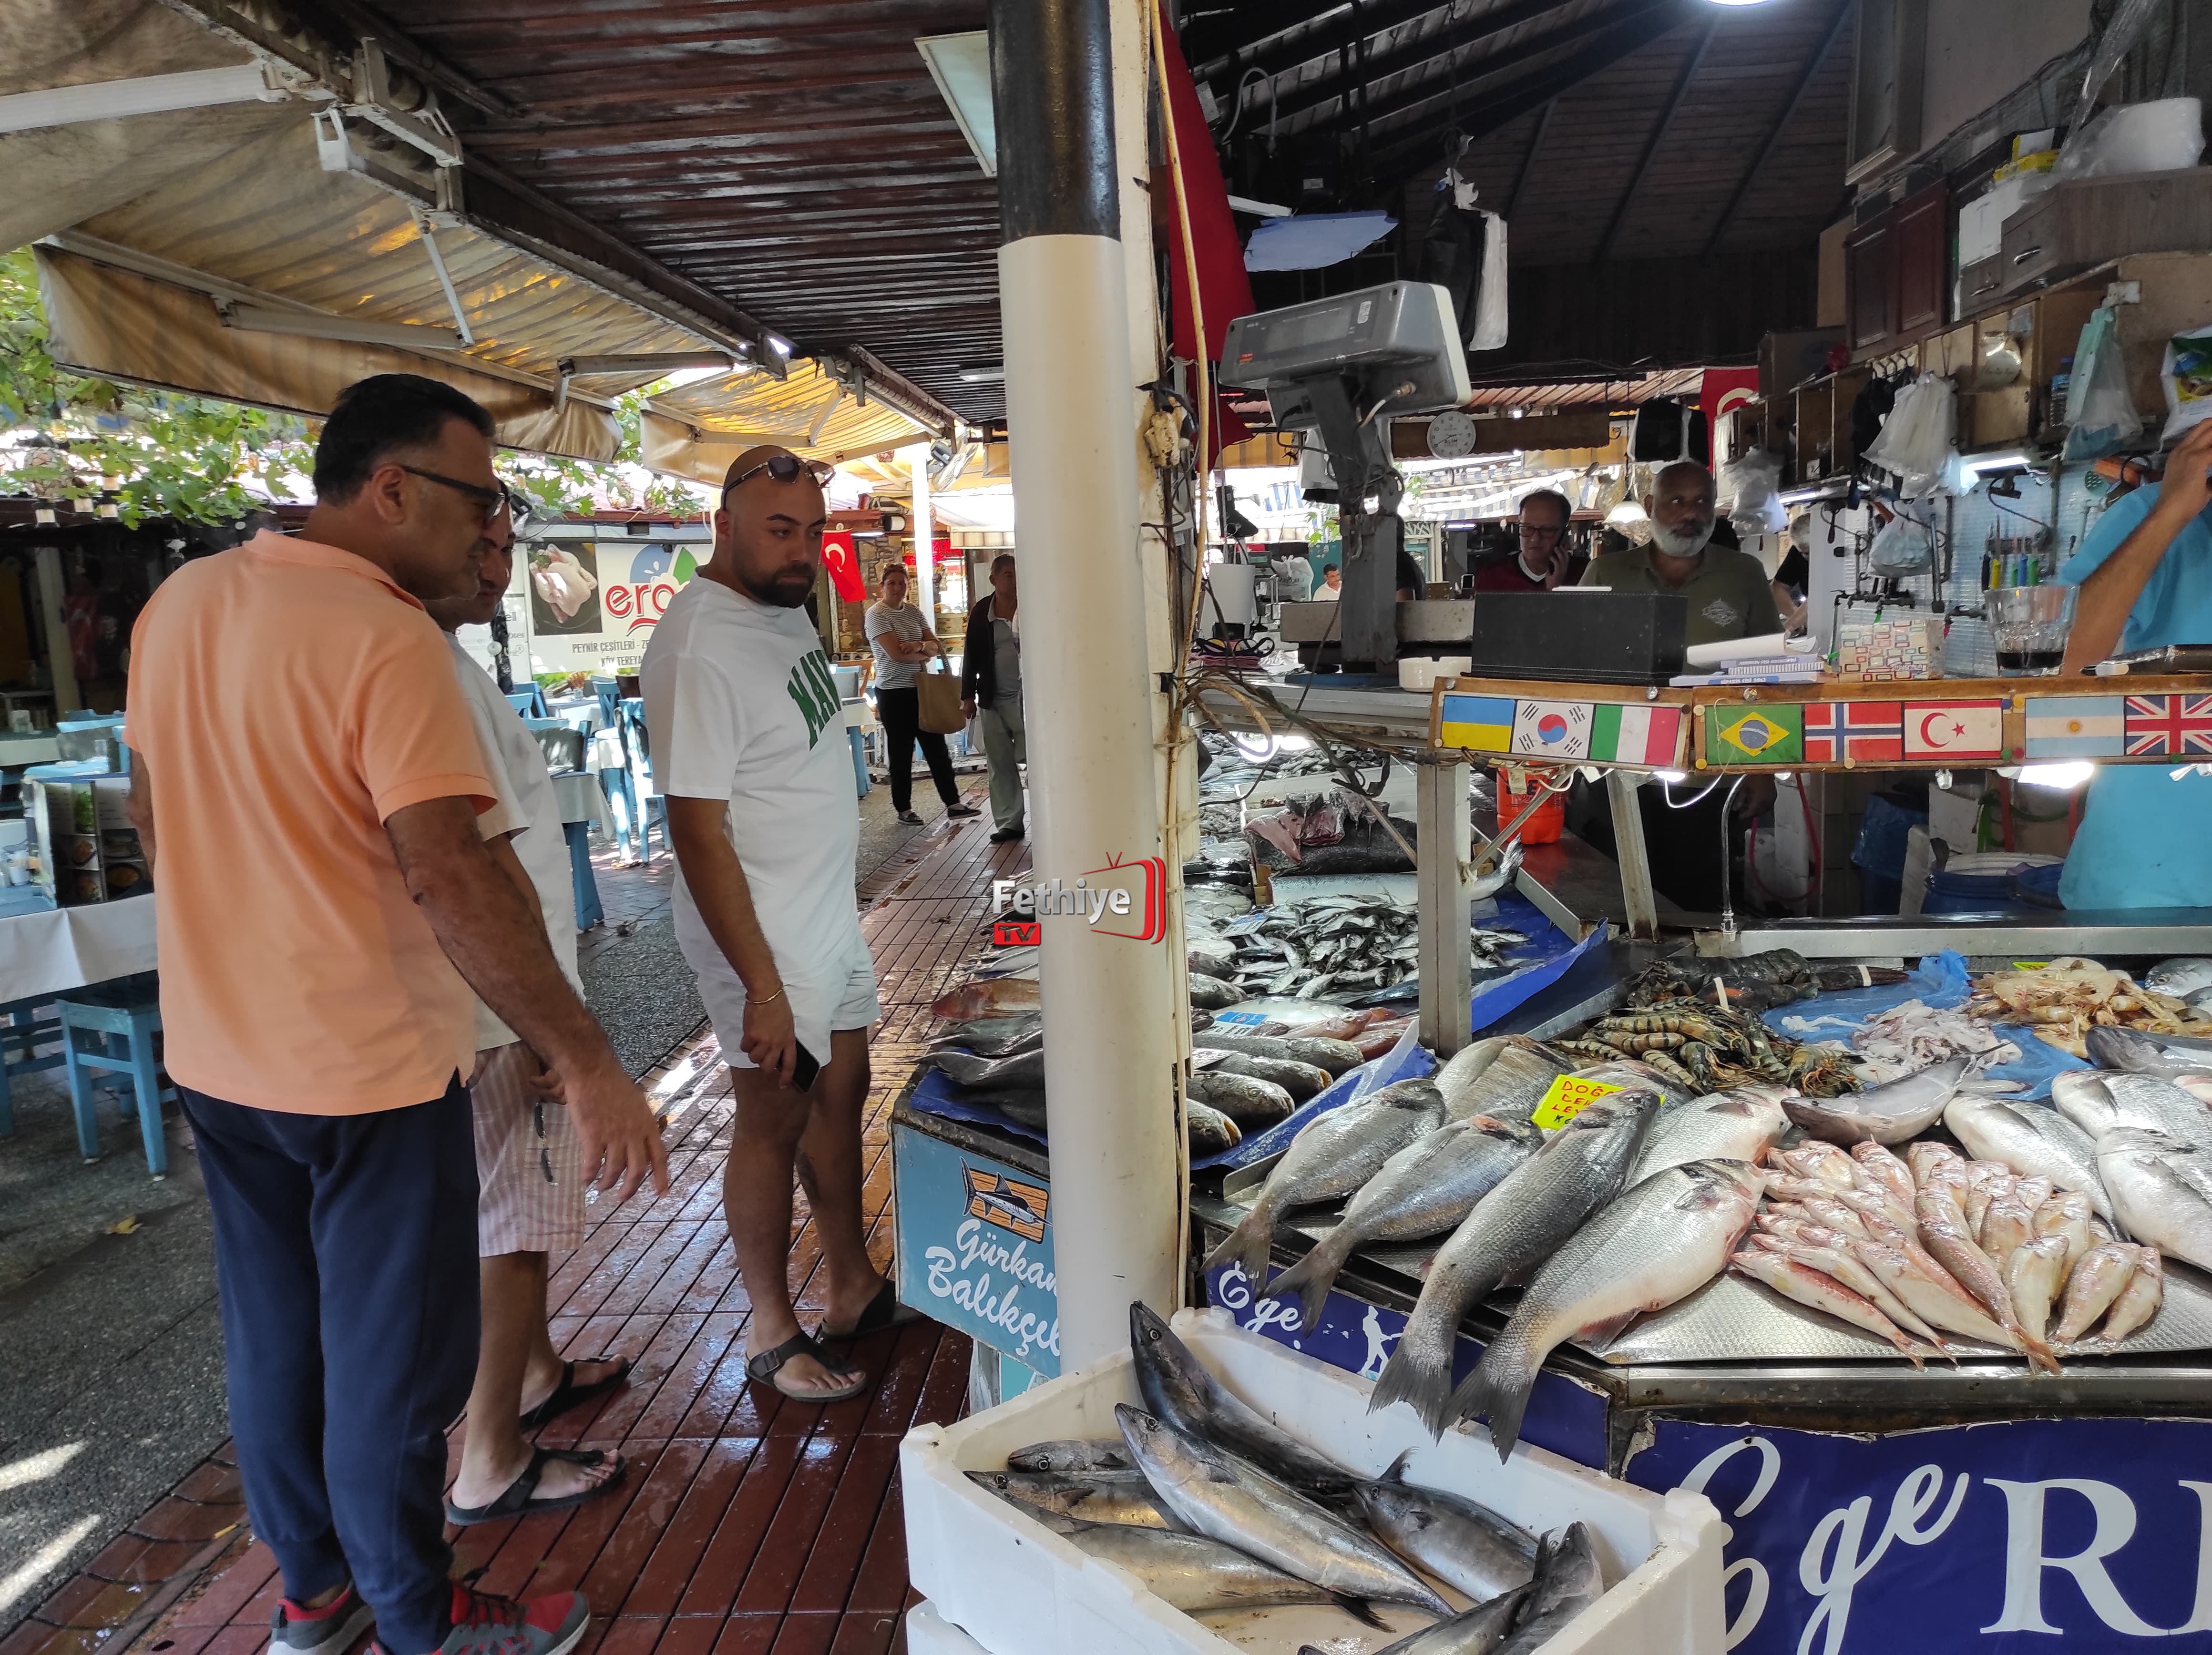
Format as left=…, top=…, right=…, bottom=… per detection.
left=399, top=465, right=518, bottom=529
left=1518, top=522, right=1567, bottom=539
left=724, top=454, right=836, bottom=494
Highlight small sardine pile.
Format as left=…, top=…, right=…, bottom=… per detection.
left=1549, top=996, right=1860, bottom=1097
left=971, top=1304, right=1605, bottom=1648
left=1190, top=891, right=1523, bottom=1005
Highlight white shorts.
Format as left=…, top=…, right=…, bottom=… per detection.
left=470, top=1041, right=584, bottom=1255
left=692, top=928, right=880, bottom=1072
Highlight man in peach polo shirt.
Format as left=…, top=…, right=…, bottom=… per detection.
left=125, top=376, right=666, bottom=1655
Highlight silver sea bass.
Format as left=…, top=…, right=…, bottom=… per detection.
left=1201, top=1080, right=1447, bottom=1281
left=1450, top=1159, right=1765, bottom=1460
left=1946, top=1093, right=2114, bottom=1222
left=1115, top=1405, right=1452, bottom=1616
left=2097, top=1127, right=2212, bottom=1272
left=1369, top=1093, right=1658, bottom=1436
left=1783, top=1056, right=1971, bottom=1144
left=1264, top=1114, right=1542, bottom=1327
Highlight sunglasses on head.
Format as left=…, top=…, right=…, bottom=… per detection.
left=725, top=454, right=835, bottom=493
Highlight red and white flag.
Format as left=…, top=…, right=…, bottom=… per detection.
left=1903, top=700, right=2004, bottom=760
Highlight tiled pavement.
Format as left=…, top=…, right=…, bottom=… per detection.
left=2, top=803, right=1032, bottom=1655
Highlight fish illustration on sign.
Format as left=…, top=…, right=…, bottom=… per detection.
left=964, top=1165, right=1049, bottom=1242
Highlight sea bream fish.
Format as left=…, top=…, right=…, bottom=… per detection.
left=1201, top=1081, right=1447, bottom=1281
left=1127, top=1304, right=1361, bottom=1502
left=2086, top=1024, right=2212, bottom=1078
left=1351, top=1450, right=1537, bottom=1601
left=1628, top=1088, right=1789, bottom=1183
left=1433, top=1036, right=1570, bottom=1123
left=1783, top=1056, right=1972, bottom=1144
left=2096, top=1128, right=2212, bottom=1272
left=2052, top=1071, right=2212, bottom=1155
left=1115, top=1405, right=1451, bottom=1617
left=1943, top=1093, right=2113, bottom=1223
left=1369, top=1093, right=1658, bottom=1436
left=1450, top=1160, right=1765, bottom=1459
left=1053, top=1524, right=1343, bottom=1614
left=1263, top=1114, right=1542, bottom=1327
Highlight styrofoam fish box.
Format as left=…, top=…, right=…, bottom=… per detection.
left=901, top=1308, right=1724, bottom=1655
left=907, top=1603, right=992, bottom=1655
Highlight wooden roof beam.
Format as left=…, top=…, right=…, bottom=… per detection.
left=1590, top=10, right=1717, bottom=265
left=1264, top=0, right=1605, bottom=128
left=1698, top=0, right=1853, bottom=259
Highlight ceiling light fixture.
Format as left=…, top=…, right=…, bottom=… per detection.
left=958, top=365, right=1006, bottom=382
left=917, top=32, right=996, bottom=176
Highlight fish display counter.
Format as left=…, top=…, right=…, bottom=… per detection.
left=1191, top=939, right=2212, bottom=1655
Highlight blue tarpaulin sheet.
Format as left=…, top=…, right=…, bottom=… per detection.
left=1761, top=948, right=2090, bottom=1101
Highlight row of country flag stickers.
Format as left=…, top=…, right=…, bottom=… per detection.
left=1437, top=690, right=2212, bottom=766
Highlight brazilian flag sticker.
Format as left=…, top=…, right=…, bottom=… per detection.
left=1706, top=704, right=1803, bottom=765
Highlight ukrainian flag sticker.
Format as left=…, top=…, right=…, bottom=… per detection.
left=1705, top=704, right=1803, bottom=765
left=1440, top=693, right=1515, bottom=754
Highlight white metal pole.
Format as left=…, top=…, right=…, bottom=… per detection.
left=1417, top=758, right=1473, bottom=1054
left=989, top=0, right=1181, bottom=1368
left=908, top=444, right=936, bottom=633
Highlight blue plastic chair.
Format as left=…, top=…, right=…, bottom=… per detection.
left=56, top=974, right=175, bottom=1175
left=505, top=686, right=548, bottom=720
left=620, top=699, right=668, bottom=863
left=589, top=677, right=643, bottom=862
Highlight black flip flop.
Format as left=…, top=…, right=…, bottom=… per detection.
left=821, top=1278, right=926, bottom=1342
left=517, top=1355, right=633, bottom=1432
left=445, top=1446, right=627, bottom=1526
left=746, top=1332, right=867, bottom=1402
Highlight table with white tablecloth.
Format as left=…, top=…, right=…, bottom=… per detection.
left=0, top=894, right=158, bottom=1004
left=551, top=769, right=611, bottom=929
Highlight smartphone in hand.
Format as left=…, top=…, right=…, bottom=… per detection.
left=790, top=1040, right=822, bottom=1092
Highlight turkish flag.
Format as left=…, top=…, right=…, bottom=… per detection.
left=820, top=530, right=865, bottom=602
left=1159, top=24, right=1254, bottom=456
left=1699, top=368, right=1761, bottom=423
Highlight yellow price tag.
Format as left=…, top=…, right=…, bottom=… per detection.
left=2013, top=961, right=2049, bottom=971
left=1531, top=1075, right=1623, bottom=1132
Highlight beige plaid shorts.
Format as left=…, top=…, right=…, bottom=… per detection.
left=470, top=1041, right=584, bottom=1256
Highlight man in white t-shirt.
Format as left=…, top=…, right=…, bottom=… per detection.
left=644, top=446, right=912, bottom=1404
left=426, top=509, right=641, bottom=1523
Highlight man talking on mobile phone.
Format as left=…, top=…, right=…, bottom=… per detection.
left=643, top=446, right=916, bottom=1403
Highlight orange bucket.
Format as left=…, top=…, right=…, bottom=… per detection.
left=1498, top=772, right=1565, bottom=845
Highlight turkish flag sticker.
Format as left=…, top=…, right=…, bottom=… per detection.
left=1903, top=700, right=2005, bottom=760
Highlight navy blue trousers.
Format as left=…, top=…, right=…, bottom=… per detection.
left=185, top=1078, right=479, bottom=1655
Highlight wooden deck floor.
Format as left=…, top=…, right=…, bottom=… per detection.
left=2, top=803, right=1027, bottom=1655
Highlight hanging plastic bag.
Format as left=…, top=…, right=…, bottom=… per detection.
left=1863, top=373, right=1956, bottom=499
left=1469, top=211, right=1509, bottom=351
left=1869, top=507, right=1933, bottom=574
left=2160, top=325, right=2212, bottom=440
left=1720, top=446, right=1784, bottom=519
left=2061, top=304, right=2145, bottom=461
left=2050, top=97, right=2205, bottom=183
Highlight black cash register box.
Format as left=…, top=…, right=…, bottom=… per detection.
left=1467, top=592, right=1690, bottom=685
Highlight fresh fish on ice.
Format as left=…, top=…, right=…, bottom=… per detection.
left=2097, top=1128, right=2212, bottom=1272
left=1127, top=1305, right=1361, bottom=1502
left=2004, top=1234, right=2069, bottom=1345
left=1851, top=1142, right=1918, bottom=1208
left=2084, top=1024, right=2212, bottom=1077
left=1494, top=1523, right=1606, bottom=1655
left=1305, top=1586, right=1531, bottom=1655
left=1733, top=1247, right=1924, bottom=1364
left=1187, top=1070, right=1297, bottom=1127
left=1195, top=1049, right=1334, bottom=1101
left=1943, top=1094, right=2113, bottom=1222
left=1187, top=1100, right=1242, bottom=1155
left=2053, top=1071, right=2212, bottom=1154
left=1629, top=1088, right=1788, bottom=1182
left=932, top=1047, right=1048, bottom=1090
left=1783, top=1056, right=1972, bottom=1144
left=1264, top=1114, right=1541, bottom=1327
left=2147, top=958, right=2212, bottom=1000
left=1852, top=1239, right=2025, bottom=1353
left=1115, top=1405, right=1451, bottom=1616
left=2053, top=1243, right=2141, bottom=1342
left=930, top=1015, right=1043, bottom=1058
left=1914, top=1184, right=2058, bottom=1371
left=1434, top=1036, right=1569, bottom=1123
left=1351, top=1450, right=1537, bottom=1602
left=1752, top=1232, right=1947, bottom=1349
left=1370, top=1093, right=1658, bottom=1436
left=1188, top=972, right=1244, bottom=1011
left=1202, top=1082, right=1446, bottom=1279
left=1450, top=1160, right=1765, bottom=1459
left=2100, top=1246, right=2164, bottom=1342
left=2033, top=1189, right=2094, bottom=1274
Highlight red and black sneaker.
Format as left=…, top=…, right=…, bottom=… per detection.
left=430, top=1584, right=589, bottom=1655
left=269, top=1582, right=374, bottom=1655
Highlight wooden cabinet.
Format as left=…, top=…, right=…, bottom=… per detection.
left=2000, top=167, right=2212, bottom=296
left=1893, top=181, right=1949, bottom=334
left=1844, top=209, right=1895, bottom=351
